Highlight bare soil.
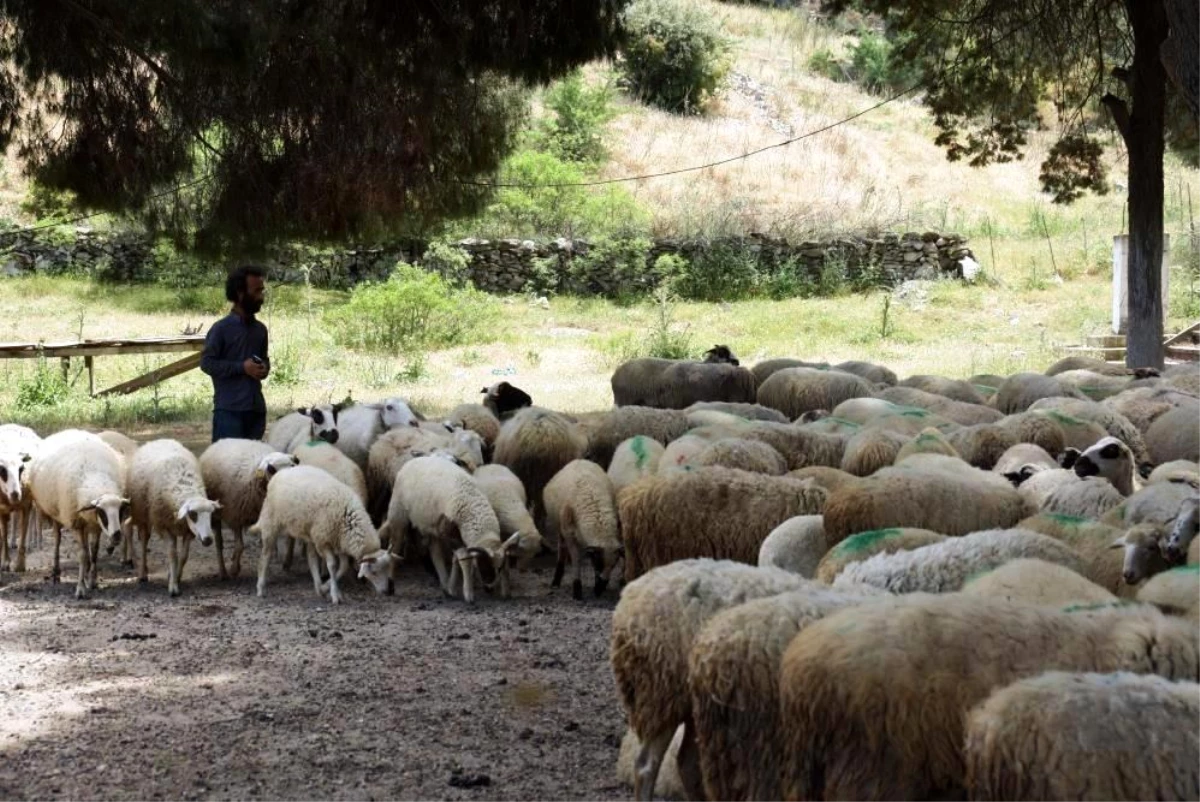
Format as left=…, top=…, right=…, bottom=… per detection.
left=0, top=526, right=626, bottom=801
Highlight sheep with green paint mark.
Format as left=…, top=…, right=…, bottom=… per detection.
left=877, top=386, right=1003, bottom=426
left=815, top=527, right=947, bottom=583
left=576, top=406, right=690, bottom=469
left=898, top=374, right=987, bottom=404
left=607, top=436, right=666, bottom=493
left=689, top=438, right=788, bottom=475
left=1016, top=512, right=1133, bottom=596
left=894, top=427, right=959, bottom=463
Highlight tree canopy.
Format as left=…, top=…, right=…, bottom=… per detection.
left=830, top=0, right=1199, bottom=367
left=0, top=0, right=629, bottom=251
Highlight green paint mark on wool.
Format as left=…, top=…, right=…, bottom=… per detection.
left=1165, top=564, right=1200, bottom=576
left=825, top=417, right=860, bottom=429
left=1062, top=600, right=1136, bottom=614
left=916, top=431, right=942, bottom=443
left=972, top=384, right=996, bottom=395
left=1046, top=410, right=1085, bottom=427
left=898, top=408, right=930, bottom=418
left=834, top=528, right=902, bottom=555
left=630, top=436, right=650, bottom=469
left=306, top=439, right=323, bottom=447
left=1043, top=512, right=1090, bottom=527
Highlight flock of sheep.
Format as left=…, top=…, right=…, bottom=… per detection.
left=0, top=345, right=1199, bottom=801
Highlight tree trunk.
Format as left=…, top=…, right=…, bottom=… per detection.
left=1161, top=0, right=1199, bottom=117
left=1123, top=0, right=1169, bottom=370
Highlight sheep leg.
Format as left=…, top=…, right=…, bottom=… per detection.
left=306, top=545, right=323, bottom=597
left=231, top=527, right=245, bottom=579
left=568, top=540, right=584, bottom=601
left=50, top=521, right=62, bottom=583
left=167, top=533, right=181, bottom=597
left=633, top=728, right=676, bottom=802
left=213, top=520, right=229, bottom=581
left=177, top=534, right=192, bottom=588
left=87, top=529, right=100, bottom=589
left=256, top=529, right=276, bottom=598
left=675, top=724, right=705, bottom=802
left=551, top=538, right=566, bottom=588
left=428, top=539, right=454, bottom=597
left=74, top=529, right=90, bottom=599
left=138, top=526, right=151, bottom=584
left=282, top=536, right=296, bottom=571
left=324, top=551, right=341, bottom=605
left=0, top=513, right=10, bottom=572
left=14, top=507, right=27, bottom=573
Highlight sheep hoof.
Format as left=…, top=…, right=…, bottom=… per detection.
left=386, top=579, right=395, bottom=596
left=594, top=577, right=609, bottom=597
left=169, top=587, right=181, bottom=598
left=572, top=579, right=583, bottom=601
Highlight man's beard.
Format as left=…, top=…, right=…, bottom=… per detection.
left=243, top=297, right=263, bottom=315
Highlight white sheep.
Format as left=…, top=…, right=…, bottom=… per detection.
left=366, top=424, right=485, bottom=521
left=330, top=397, right=420, bottom=471
left=128, top=439, right=221, bottom=597
left=199, top=439, right=298, bottom=580
left=265, top=402, right=344, bottom=454
left=607, top=436, right=666, bottom=492
left=471, top=464, right=543, bottom=564
left=0, top=423, right=40, bottom=572
left=993, top=442, right=1058, bottom=483
left=543, top=459, right=622, bottom=599
left=963, top=672, right=1199, bottom=801
left=1103, top=477, right=1197, bottom=528
left=27, top=429, right=129, bottom=598
left=380, top=455, right=520, bottom=603
left=96, top=429, right=139, bottom=567
left=251, top=465, right=393, bottom=603
left=1165, top=495, right=1199, bottom=563
left=1071, top=435, right=1141, bottom=495
left=1135, top=564, right=1200, bottom=621
left=757, top=515, right=827, bottom=578
left=291, top=440, right=368, bottom=504
left=832, top=528, right=1087, bottom=594
left=961, top=557, right=1116, bottom=606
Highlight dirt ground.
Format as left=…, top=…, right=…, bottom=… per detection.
left=0, top=520, right=627, bottom=801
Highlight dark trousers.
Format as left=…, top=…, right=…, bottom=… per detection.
left=212, top=408, right=267, bottom=443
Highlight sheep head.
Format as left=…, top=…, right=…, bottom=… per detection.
left=0, top=452, right=31, bottom=505
left=455, top=533, right=522, bottom=603
left=177, top=498, right=221, bottom=547
left=582, top=543, right=625, bottom=598
left=298, top=404, right=341, bottom=444
left=1074, top=436, right=1135, bottom=495
left=703, top=344, right=739, bottom=365
left=78, top=494, right=130, bottom=552
left=1110, top=523, right=1172, bottom=585
left=356, top=549, right=397, bottom=594
left=254, top=452, right=299, bottom=485
left=1165, top=496, right=1199, bottom=564
left=380, top=397, right=420, bottom=429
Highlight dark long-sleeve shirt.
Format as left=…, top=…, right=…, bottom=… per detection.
left=201, top=312, right=269, bottom=412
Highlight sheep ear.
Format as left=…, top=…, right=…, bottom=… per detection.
left=1108, top=537, right=1126, bottom=550
left=501, top=532, right=522, bottom=556
left=176, top=501, right=192, bottom=520
left=297, top=406, right=310, bottom=417
left=19, top=453, right=31, bottom=463
left=211, top=500, right=222, bottom=511
left=78, top=500, right=97, bottom=513
left=1003, top=471, right=1025, bottom=487
left=1058, top=448, right=1081, bottom=469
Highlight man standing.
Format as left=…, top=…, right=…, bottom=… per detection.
left=201, top=265, right=270, bottom=442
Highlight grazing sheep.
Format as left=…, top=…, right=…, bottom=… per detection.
left=898, top=374, right=987, bottom=404
left=481, top=380, right=533, bottom=420
left=1165, top=495, right=1199, bottom=563
left=749, top=358, right=829, bottom=386
left=443, top=403, right=501, bottom=455
left=878, top=386, right=1003, bottom=425
left=28, top=429, right=129, bottom=599
left=689, top=438, right=787, bottom=475
left=471, top=464, right=543, bottom=564
left=687, top=584, right=885, bottom=802
left=756, top=367, right=874, bottom=420
left=265, top=403, right=344, bottom=453
left=1045, top=355, right=1133, bottom=377
left=1149, top=459, right=1200, bottom=485
left=685, top=401, right=788, bottom=423
left=893, top=427, right=959, bottom=463
left=1135, top=564, right=1200, bottom=620
left=943, top=423, right=1017, bottom=469
left=616, top=728, right=685, bottom=801
left=610, top=559, right=808, bottom=800
left=994, top=411, right=1068, bottom=456
left=822, top=454, right=1032, bottom=545
left=1016, top=513, right=1133, bottom=596
left=492, top=406, right=588, bottom=526
left=95, top=429, right=139, bottom=566
left=839, top=427, right=908, bottom=477
left=757, top=515, right=827, bottom=577
left=1103, top=384, right=1197, bottom=433
left=776, top=595, right=1199, bottom=801
left=832, top=360, right=897, bottom=386
left=0, top=424, right=41, bottom=572
left=366, top=425, right=484, bottom=521
left=577, top=406, right=690, bottom=468
left=607, top=436, right=666, bottom=493
left=1144, top=402, right=1200, bottom=464
left=292, top=440, right=368, bottom=505
left=611, top=358, right=757, bottom=409
left=993, top=372, right=1087, bottom=414
left=199, top=439, right=298, bottom=580
left=994, top=442, right=1059, bottom=481
left=543, top=460, right=622, bottom=599
left=327, top=397, right=421, bottom=471
left=618, top=468, right=826, bottom=582
left=657, top=435, right=710, bottom=475
left=382, top=456, right=521, bottom=603
left=815, top=527, right=946, bottom=583
left=831, top=528, right=1086, bottom=594
left=786, top=465, right=859, bottom=495
left=963, top=672, right=1200, bottom=801
left=128, top=439, right=220, bottom=597
left=252, top=465, right=394, bottom=603
left=962, top=558, right=1116, bottom=606
left=1027, top=396, right=1152, bottom=468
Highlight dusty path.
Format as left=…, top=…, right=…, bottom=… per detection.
left=0, top=533, right=625, bottom=801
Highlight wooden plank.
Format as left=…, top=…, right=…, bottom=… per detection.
left=94, top=352, right=203, bottom=398
left=85, top=355, right=94, bottom=396
left=1166, top=344, right=1200, bottom=362
left=0, top=336, right=206, bottom=360
left=1164, top=321, right=1200, bottom=347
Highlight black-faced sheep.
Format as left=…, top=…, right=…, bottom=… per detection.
left=265, top=403, right=345, bottom=453
left=481, top=380, right=533, bottom=420
left=617, top=467, right=826, bottom=581
left=1027, top=396, right=1152, bottom=469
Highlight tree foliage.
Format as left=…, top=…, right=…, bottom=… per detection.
left=0, top=0, right=629, bottom=251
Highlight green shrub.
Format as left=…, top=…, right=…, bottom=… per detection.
left=807, top=47, right=845, bottom=82
left=422, top=240, right=472, bottom=286
left=569, top=235, right=653, bottom=294
left=324, top=262, right=498, bottom=354
left=617, top=0, right=732, bottom=114
left=673, top=242, right=759, bottom=301
left=539, top=70, right=616, bottom=165
left=268, top=339, right=304, bottom=387
left=14, top=358, right=69, bottom=411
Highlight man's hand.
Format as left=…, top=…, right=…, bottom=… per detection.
left=243, top=359, right=268, bottom=380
